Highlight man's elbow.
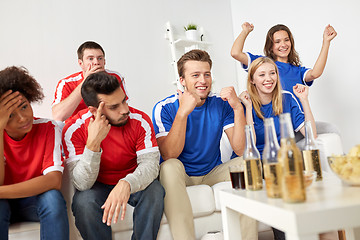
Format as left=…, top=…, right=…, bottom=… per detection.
left=161, top=152, right=179, bottom=161
left=52, top=107, right=66, bottom=122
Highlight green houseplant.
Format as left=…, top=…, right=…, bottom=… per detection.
left=184, top=23, right=197, bottom=31
left=184, top=23, right=198, bottom=41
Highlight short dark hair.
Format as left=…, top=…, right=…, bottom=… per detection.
left=81, top=72, right=120, bottom=108
left=177, top=49, right=212, bottom=78
left=0, top=66, right=44, bottom=103
left=77, top=41, right=105, bottom=60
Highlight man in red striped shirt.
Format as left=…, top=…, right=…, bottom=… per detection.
left=52, top=41, right=128, bottom=122
left=62, top=72, right=164, bottom=240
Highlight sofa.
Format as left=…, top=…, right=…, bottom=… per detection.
left=9, top=132, right=344, bottom=240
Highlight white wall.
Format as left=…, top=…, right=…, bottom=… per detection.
left=230, top=0, right=360, bottom=153
left=1, top=0, right=358, bottom=153
left=0, top=0, right=237, bottom=119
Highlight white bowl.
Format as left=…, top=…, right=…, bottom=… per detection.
left=328, top=155, right=360, bottom=186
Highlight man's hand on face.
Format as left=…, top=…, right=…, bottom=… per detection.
left=101, top=180, right=131, bottom=226
left=177, top=89, right=201, bottom=117
left=86, top=102, right=111, bottom=152
left=83, top=64, right=104, bottom=81
left=220, top=87, right=242, bottom=111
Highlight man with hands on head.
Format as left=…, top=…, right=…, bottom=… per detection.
left=152, top=49, right=258, bottom=240
left=52, top=41, right=128, bottom=122
left=62, top=72, right=164, bottom=240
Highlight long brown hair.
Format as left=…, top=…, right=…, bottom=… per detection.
left=247, top=57, right=283, bottom=119
left=264, top=24, right=301, bottom=66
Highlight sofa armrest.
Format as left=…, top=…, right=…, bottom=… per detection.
left=61, top=166, right=82, bottom=240
left=315, top=133, right=344, bottom=172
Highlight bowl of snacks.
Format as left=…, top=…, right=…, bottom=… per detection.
left=328, top=144, right=360, bottom=186
left=303, top=170, right=317, bottom=188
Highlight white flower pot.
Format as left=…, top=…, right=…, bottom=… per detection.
left=185, top=29, right=198, bottom=41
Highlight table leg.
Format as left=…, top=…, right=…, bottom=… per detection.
left=285, top=232, right=319, bottom=240
left=221, top=206, right=243, bottom=240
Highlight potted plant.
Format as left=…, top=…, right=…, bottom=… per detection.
left=184, top=23, right=198, bottom=41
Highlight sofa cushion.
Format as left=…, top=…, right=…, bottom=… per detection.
left=9, top=222, right=40, bottom=234
left=187, top=184, right=216, bottom=218
left=212, top=181, right=232, bottom=211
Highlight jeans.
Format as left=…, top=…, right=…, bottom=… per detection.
left=72, top=180, right=165, bottom=240
left=0, top=189, right=69, bottom=240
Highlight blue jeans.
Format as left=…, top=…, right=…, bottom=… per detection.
left=72, top=180, right=165, bottom=240
left=0, top=189, right=69, bottom=240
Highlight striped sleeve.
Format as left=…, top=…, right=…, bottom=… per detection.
left=52, top=73, right=83, bottom=107
left=62, top=111, right=93, bottom=164
left=152, top=94, right=178, bottom=139
left=131, top=111, right=159, bottom=156
left=282, top=91, right=305, bottom=132
left=34, top=119, right=64, bottom=175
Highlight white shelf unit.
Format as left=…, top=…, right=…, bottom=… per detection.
left=165, top=21, right=211, bottom=89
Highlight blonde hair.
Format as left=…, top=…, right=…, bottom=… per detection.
left=247, top=57, right=283, bottom=119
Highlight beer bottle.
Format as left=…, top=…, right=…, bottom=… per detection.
left=243, top=125, right=262, bottom=190
left=263, top=118, right=282, bottom=198
left=302, top=121, right=322, bottom=181
left=278, top=113, right=306, bottom=203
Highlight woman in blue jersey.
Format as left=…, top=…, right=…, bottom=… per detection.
left=231, top=22, right=338, bottom=140
left=239, top=57, right=338, bottom=240
left=231, top=22, right=336, bottom=95
left=239, top=57, right=316, bottom=156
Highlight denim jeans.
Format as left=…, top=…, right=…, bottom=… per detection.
left=0, top=189, right=69, bottom=240
left=72, top=180, right=165, bottom=240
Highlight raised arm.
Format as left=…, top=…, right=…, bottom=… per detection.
left=0, top=90, right=22, bottom=186
left=231, top=22, right=254, bottom=66
left=52, top=64, right=103, bottom=121
left=221, top=87, right=246, bottom=156
left=293, top=84, right=317, bottom=138
left=239, top=90, right=254, bottom=125
left=238, top=90, right=257, bottom=141
left=304, top=24, right=337, bottom=82
left=67, top=102, right=111, bottom=191
left=52, top=82, right=83, bottom=121
left=156, top=89, right=200, bottom=160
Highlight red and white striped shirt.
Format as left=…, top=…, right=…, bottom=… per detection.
left=62, top=107, right=158, bottom=185
left=52, top=70, right=128, bottom=120
left=4, top=118, right=64, bottom=185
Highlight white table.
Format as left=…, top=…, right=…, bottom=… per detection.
left=220, top=173, right=360, bottom=240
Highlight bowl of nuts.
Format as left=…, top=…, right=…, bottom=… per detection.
left=328, top=144, right=360, bottom=186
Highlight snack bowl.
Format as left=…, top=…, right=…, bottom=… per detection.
left=303, top=170, right=317, bottom=188
left=328, top=155, right=360, bottom=186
